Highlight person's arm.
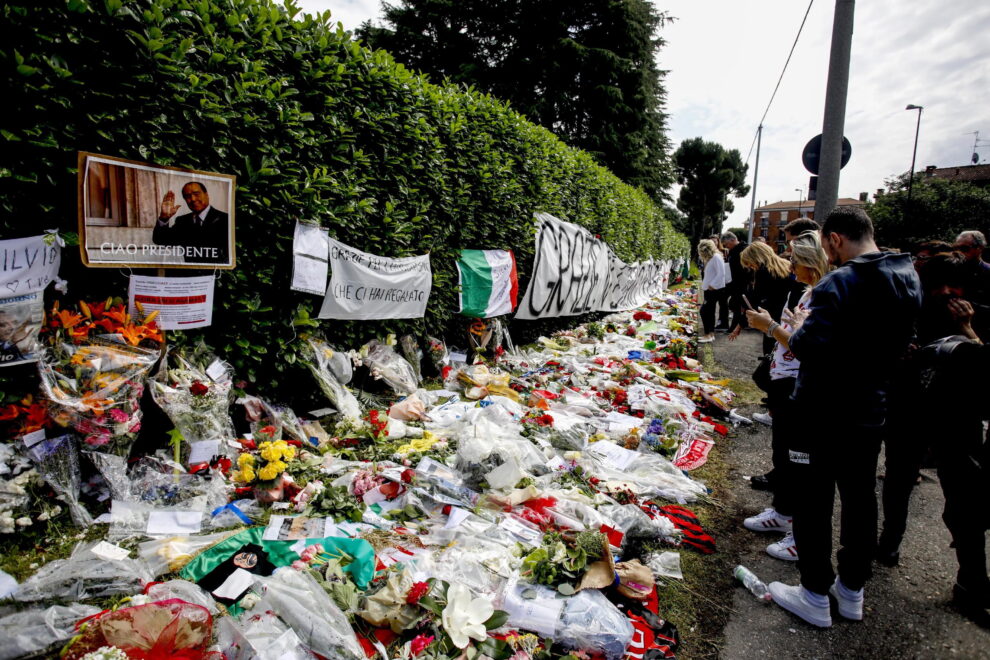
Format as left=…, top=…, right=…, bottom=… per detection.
left=746, top=307, right=795, bottom=349
left=787, top=284, right=841, bottom=361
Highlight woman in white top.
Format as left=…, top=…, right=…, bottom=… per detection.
left=742, top=231, right=831, bottom=562
left=697, top=239, right=727, bottom=343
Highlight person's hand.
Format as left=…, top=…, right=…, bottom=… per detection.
left=745, top=307, right=772, bottom=332
left=781, top=305, right=810, bottom=330
left=727, top=325, right=742, bottom=341
left=947, top=298, right=974, bottom=327
left=159, top=190, right=180, bottom=222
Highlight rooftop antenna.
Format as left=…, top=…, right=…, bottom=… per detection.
left=965, top=131, right=990, bottom=164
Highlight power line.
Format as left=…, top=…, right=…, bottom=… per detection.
left=744, top=0, right=816, bottom=165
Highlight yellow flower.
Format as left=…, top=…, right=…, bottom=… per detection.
left=258, top=463, right=279, bottom=481
left=259, top=442, right=283, bottom=462
left=235, top=466, right=256, bottom=483
left=237, top=453, right=255, bottom=467
left=268, top=459, right=287, bottom=473
left=280, top=445, right=296, bottom=461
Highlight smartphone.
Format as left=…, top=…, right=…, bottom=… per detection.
left=742, top=295, right=754, bottom=310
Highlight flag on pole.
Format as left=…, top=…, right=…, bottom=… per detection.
left=457, top=249, right=518, bottom=318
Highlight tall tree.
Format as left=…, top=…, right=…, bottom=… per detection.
left=357, top=0, right=674, bottom=201
left=672, top=138, right=749, bottom=249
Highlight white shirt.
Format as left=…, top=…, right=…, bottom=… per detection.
left=702, top=253, right=726, bottom=290
left=769, top=288, right=811, bottom=381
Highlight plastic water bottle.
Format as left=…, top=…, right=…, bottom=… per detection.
left=734, top=565, right=772, bottom=602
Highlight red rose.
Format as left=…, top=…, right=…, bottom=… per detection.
left=190, top=381, right=209, bottom=396
left=406, top=581, right=431, bottom=604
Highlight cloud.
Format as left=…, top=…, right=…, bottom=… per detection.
left=295, top=0, right=990, bottom=230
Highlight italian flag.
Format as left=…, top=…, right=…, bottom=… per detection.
left=457, top=249, right=519, bottom=318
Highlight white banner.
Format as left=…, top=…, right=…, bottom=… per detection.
left=515, top=214, right=669, bottom=319
left=515, top=213, right=610, bottom=319
left=128, top=275, right=215, bottom=329
left=0, top=234, right=61, bottom=298
left=318, top=239, right=432, bottom=320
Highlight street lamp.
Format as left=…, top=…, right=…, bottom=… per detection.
left=906, top=104, right=923, bottom=203
left=794, top=187, right=804, bottom=209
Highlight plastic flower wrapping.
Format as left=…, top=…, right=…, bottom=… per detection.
left=4, top=288, right=748, bottom=660
left=37, top=300, right=161, bottom=456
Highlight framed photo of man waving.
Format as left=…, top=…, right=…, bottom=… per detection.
left=78, top=152, right=236, bottom=269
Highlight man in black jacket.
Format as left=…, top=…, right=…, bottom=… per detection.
left=721, top=232, right=748, bottom=331
left=756, top=207, right=922, bottom=627
left=152, top=181, right=231, bottom=265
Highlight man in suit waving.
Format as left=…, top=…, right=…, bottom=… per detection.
left=153, top=181, right=230, bottom=265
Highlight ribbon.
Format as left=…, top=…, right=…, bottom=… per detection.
left=211, top=502, right=251, bottom=525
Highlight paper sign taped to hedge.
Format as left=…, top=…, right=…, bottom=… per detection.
left=291, top=221, right=329, bottom=295
left=128, top=275, right=215, bottom=329
left=318, top=239, right=431, bottom=320
left=457, top=249, right=518, bottom=318
left=0, top=234, right=61, bottom=297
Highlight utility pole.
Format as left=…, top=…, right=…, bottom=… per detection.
left=813, top=0, right=855, bottom=223
left=747, top=124, right=763, bottom=244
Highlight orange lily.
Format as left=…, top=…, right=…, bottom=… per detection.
left=0, top=405, right=19, bottom=421
left=79, top=392, right=114, bottom=416
left=55, top=309, right=84, bottom=329
left=119, top=324, right=144, bottom=346
left=105, top=305, right=130, bottom=325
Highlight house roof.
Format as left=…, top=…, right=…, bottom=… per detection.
left=754, top=198, right=865, bottom=211
left=924, top=164, right=990, bottom=183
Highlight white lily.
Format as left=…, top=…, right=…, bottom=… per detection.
left=441, top=583, right=494, bottom=649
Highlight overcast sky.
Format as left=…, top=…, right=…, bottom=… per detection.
left=297, top=0, right=990, bottom=229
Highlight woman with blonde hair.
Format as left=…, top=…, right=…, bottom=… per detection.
left=743, top=230, right=831, bottom=563
left=729, top=242, right=805, bottom=354
left=697, top=239, right=727, bottom=343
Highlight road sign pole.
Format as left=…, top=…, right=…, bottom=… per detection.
left=814, top=0, right=855, bottom=223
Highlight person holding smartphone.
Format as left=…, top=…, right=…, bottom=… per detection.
left=742, top=231, right=830, bottom=563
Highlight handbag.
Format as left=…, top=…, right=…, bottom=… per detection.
left=752, top=350, right=774, bottom=393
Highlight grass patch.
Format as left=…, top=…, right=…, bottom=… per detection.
left=651, top=433, right=740, bottom=660
left=0, top=519, right=106, bottom=582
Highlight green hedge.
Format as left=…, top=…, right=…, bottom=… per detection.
left=0, top=0, right=687, bottom=403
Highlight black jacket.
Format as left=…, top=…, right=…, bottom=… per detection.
left=152, top=206, right=230, bottom=265
left=789, top=251, right=922, bottom=426
left=726, top=242, right=749, bottom=294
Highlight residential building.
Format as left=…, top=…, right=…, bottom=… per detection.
left=745, top=198, right=867, bottom=253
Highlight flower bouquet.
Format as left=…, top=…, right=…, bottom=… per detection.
left=358, top=571, right=510, bottom=658
left=38, top=300, right=162, bottom=456
left=302, top=336, right=362, bottom=421
left=233, top=433, right=297, bottom=503
left=150, top=345, right=236, bottom=449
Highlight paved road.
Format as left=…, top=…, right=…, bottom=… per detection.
left=711, top=329, right=990, bottom=659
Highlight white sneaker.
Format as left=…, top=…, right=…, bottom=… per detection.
left=829, top=580, right=864, bottom=621
left=752, top=412, right=773, bottom=426
left=743, top=507, right=793, bottom=533
left=698, top=335, right=714, bottom=343
left=767, top=532, right=799, bottom=561
left=768, top=582, right=832, bottom=628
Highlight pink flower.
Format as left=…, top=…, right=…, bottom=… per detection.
left=84, top=433, right=110, bottom=447
left=108, top=408, right=129, bottom=423
left=299, top=543, right=324, bottom=562
left=128, top=421, right=142, bottom=433
left=410, top=635, right=435, bottom=656
left=291, top=560, right=309, bottom=571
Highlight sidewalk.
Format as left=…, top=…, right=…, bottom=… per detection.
left=711, top=329, right=990, bottom=659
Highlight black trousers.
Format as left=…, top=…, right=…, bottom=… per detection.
left=766, top=377, right=803, bottom=517
left=935, top=421, right=990, bottom=589
left=700, top=287, right=727, bottom=334
left=793, top=422, right=883, bottom=595
left=878, top=383, right=926, bottom=554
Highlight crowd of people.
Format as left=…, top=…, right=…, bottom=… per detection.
left=698, top=209, right=989, bottom=628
